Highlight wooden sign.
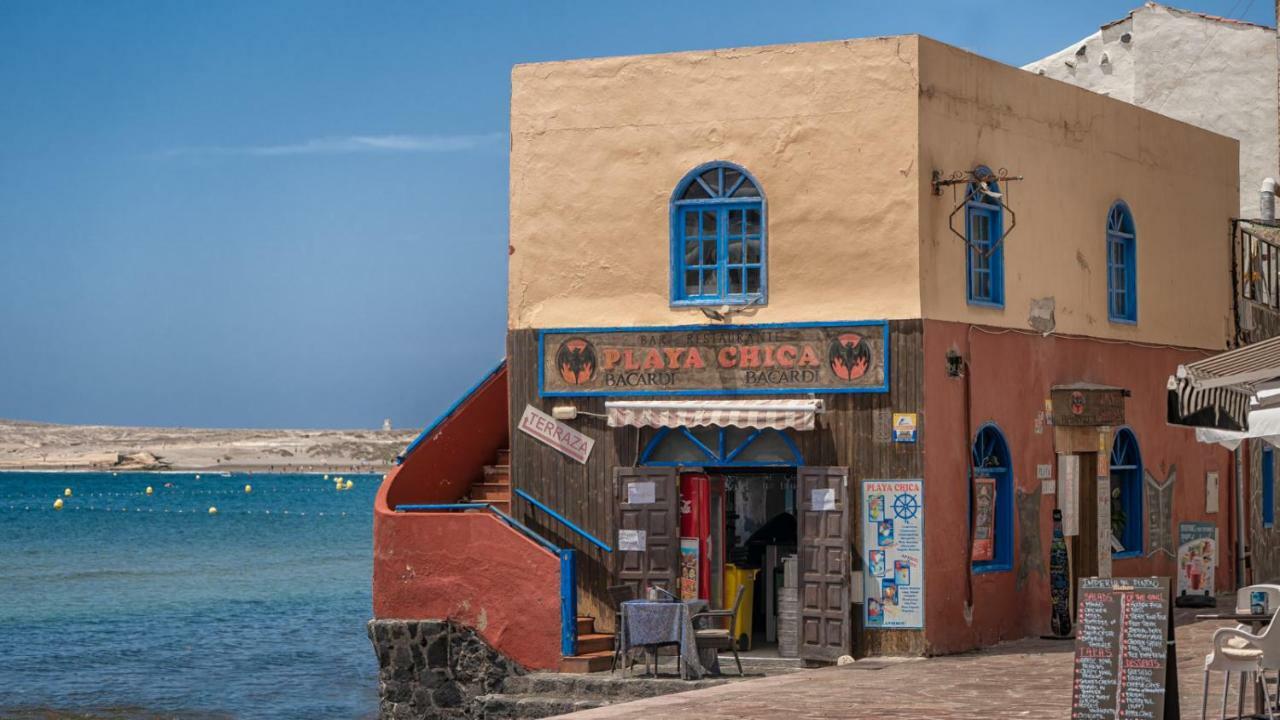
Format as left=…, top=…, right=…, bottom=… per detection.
left=539, top=321, right=889, bottom=397
left=517, top=405, right=594, bottom=464
left=1051, top=385, right=1127, bottom=427
left=1071, top=576, right=1178, bottom=720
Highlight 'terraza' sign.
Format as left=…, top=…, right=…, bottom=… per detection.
left=539, top=321, right=889, bottom=397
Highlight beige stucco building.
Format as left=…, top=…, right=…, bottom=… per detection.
left=510, top=34, right=1237, bottom=349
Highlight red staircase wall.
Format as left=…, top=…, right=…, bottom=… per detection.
left=372, top=507, right=562, bottom=670
left=383, top=363, right=508, bottom=509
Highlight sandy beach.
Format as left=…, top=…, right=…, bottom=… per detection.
left=0, top=418, right=418, bottom=472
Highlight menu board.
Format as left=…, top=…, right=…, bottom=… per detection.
left=1071, top=577, right=1177, bottom=720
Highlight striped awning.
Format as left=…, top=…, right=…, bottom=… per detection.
left=605, top=399, right=824, bottom=431
left=1167, top=336, right=1280, bottom=431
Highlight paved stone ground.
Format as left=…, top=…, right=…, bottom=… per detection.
left=561, top=606, right=1267, bottom=719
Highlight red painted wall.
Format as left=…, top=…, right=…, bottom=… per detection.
left=371, top=497, right=563, bottom=670
left=383, top=365, right=509, bottom=510
left=921, top=319, right=1233, bottom=654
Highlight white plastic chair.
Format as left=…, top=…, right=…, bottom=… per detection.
left=1203, top=609, right=1280, bottom=719
left=1235, top=584, right=1280, bottom=614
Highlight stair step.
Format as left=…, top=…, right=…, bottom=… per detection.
left=576, top=616, right=595, bottom=635
left=575, top=632, right=614, bottom=655
left=559, top=650, right=614, bottom=674
left=484, top=465, right=511, bottom=482
left=496, top=449, right=511, bottom=465
left=474, top=693, right=606, bottom=719
left=470, top=483, right=512, bottom=501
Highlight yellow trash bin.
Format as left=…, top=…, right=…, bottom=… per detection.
left=724, top=564, right=759, bottom=650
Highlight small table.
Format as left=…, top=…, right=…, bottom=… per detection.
left=620, top=599, right=712, bottom=679
left=1197, top=612, right=1275, bottom=718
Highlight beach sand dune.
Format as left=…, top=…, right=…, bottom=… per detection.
left=0, top=419, right=417, bottom=472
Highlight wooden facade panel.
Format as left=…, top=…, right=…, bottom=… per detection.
left=507, top=319, right=925, bottom=653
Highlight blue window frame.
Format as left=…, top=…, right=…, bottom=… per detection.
left=965, top=167, right=1004, bottom=307
left=972, top=423, right=1013, bottom=573
left=639, top=426, right=802, bottom=467
left=670, top=162, right=766, bottom=306
left=1109, top=428, right=1143, bottom=558
left=1107, top=201, right=1137, bottom=323
left=1265, top=446, right=1275, bottom=529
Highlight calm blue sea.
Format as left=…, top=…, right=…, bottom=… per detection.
left=0, top=471, right=381, bottom=719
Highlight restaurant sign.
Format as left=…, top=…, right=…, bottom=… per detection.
left=539, top=321, right=889, bottom=397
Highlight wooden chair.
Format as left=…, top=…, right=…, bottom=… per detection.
left=607, top=584, right=636, bottom=673
left=692, top=584, right=747, bottom=676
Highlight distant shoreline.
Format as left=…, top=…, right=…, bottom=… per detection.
left=0, top=418, right=416, bottom=475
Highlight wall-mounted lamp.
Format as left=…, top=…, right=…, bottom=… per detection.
left=945, top=350, right=965, bottom=378
left=552, top=406, right=579, bottom=421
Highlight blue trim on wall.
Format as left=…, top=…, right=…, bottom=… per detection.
left=669, top=161, right=768, bottom=307
left=397, top=359, right=506, bottom=464
left=538, top=319, right=890, bottom=398
left=971, top=422, right=1013, bottom=574
left=560, top=549, right=577, bottom=657
left=1106, top=200, right=1138, bottom=324
left=1266, top=446, right=1275, bottom=529
left=1109, top=426, right=1144, bottom=557
left=639, top=426, right=805, bottom=467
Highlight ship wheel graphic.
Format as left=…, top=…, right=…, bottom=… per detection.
left=893, top=493, right=920, bottom=521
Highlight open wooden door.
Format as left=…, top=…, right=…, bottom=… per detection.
left=614, top=467, right=679, bottom=597
left=798, top=466, right=851, bottom=663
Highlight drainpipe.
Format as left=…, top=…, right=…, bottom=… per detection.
left=1261, top=178, right=1277, bottom=222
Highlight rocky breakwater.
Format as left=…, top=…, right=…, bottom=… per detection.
left=367, top=619, right=522, bottom=720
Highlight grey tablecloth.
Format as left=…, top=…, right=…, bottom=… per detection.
left=621, top=599, right=714, bottom=679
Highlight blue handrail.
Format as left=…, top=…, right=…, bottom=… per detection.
left=395, top=503, right=560, bottom=555
left=514, top=488, right=613, bottom=553
left=394, top=501, right=579, bottom=656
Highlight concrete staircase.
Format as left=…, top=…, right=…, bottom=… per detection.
left=560, top=615, right=615, bottom=673
left=465, top=449, right=511, bottom=513
left=474, top=671, right=731, bottom=719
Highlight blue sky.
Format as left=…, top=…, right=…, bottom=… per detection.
left=0, top=1, right=1271, bottom=429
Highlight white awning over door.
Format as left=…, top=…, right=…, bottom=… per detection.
left=604, top=399, right=824, bottom=431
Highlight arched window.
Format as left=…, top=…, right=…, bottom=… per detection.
left=966, top=166, right=1004, bottom=307
left=972, top=423, right=1013, bottom=572
left=670, top=162, right=765, bottom=305
left=1110, top=428, right=1143, bottom=557
left=640, top=426, right=802, bottom=467
left=1107, top=201, right=1137, bottom=322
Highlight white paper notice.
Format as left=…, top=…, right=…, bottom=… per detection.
left=812, top=488, right=836, bottom=511
left=1037, top=464, right=1053, bottom=480
left=627, top=481, right=656, bottom=505
left=1206, top=471, right=1220, bottom=514
left=618, top=529, right=646, bottom=552
left=1041, top=480, right=1056, bottom=496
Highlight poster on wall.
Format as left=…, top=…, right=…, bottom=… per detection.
left=1058, top=454, right=1080, bottom=537
left=971, top=477, right=996, bottom=562
left=862, top=479, right=924, bottom=630
left=679, top=538, right=699, bottom=600
left=1176, top=522, right=1217, bottom=604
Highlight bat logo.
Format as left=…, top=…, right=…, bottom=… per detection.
left=555, top=338, right=597, bottom=385
left=828, top=333, right=872, bottom=381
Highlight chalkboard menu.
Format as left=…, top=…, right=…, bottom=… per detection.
left=1071, top=577, right=1177, bottom=720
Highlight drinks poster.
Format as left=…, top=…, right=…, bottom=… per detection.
left=862, top=479, right=924, bottom=629
left=1176, top=522, right=1216, bottom=601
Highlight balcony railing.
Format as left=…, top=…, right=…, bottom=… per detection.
left=1237, top=219, right=1280, bottom=311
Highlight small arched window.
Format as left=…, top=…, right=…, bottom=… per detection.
left=966, top=166, right=1004, bottom=307
left=1107, top=201, right=1137, bottom=323
left=972, top=423, right=1013, bottom=573
left=670, top=162, right=765, bottom=305
left=1109, top=428, right=1143, bottom=557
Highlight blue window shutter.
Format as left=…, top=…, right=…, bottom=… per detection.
left=1265, top=446, right=1275, bottom=528
left=670, top=162, right=766, bottom=307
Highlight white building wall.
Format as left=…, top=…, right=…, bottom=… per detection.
left=1026, top=3, right=1276, bottom=218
